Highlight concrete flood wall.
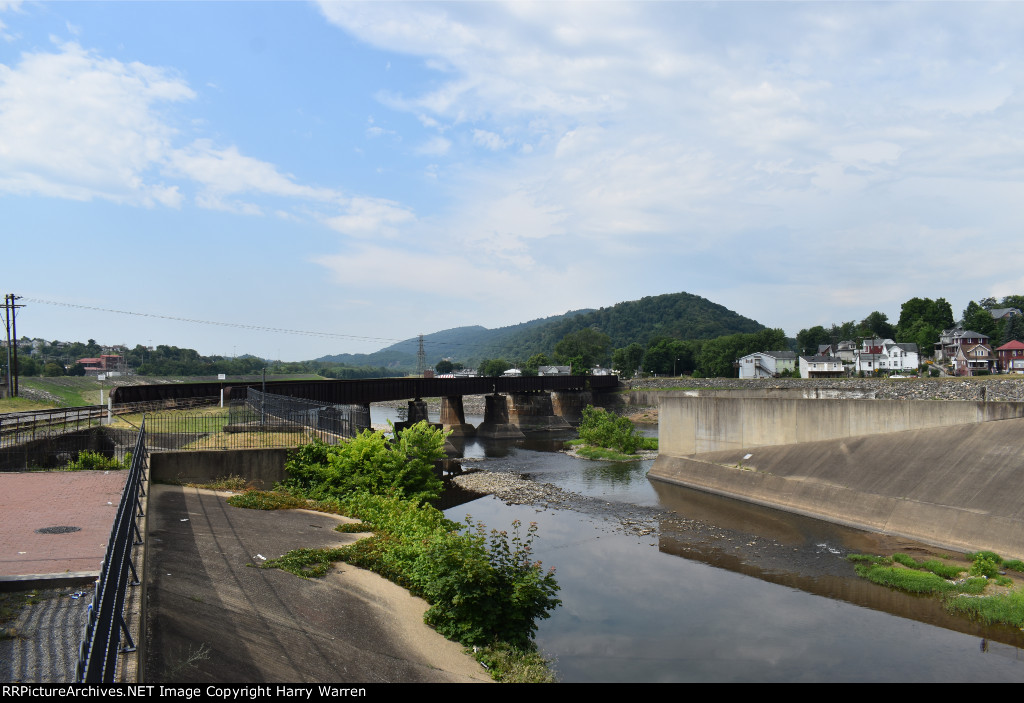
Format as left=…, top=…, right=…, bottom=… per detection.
left=658, top=396, right=1024, bottom=456
left=150, top=448, right=289, bottom=489
left=650, top=396, right=1024, bottom=559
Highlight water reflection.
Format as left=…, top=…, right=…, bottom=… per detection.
left=372, top=404, right=1024, bottom=680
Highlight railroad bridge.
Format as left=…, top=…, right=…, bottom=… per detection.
left=110, top=375, right=620, bottom=438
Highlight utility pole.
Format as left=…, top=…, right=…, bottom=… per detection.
left=416, top=334, right=426, bottom=377
left=3, top=295, right=24, bottom=397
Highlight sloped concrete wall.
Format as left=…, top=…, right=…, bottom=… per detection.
left=659, top=396, right=1024, bottom=456
left=651, top=397, right=1024, bottom=559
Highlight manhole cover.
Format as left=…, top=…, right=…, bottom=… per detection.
left=35, top=526, right=82, bottom=534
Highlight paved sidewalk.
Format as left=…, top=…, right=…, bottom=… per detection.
left=0, top=470, right=128, bottom=684
left=0, top=471, right=127, bottom=579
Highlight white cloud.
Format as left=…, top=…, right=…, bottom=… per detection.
left=415, top=135, right=451, bottom=156
left=323, top=196, right=415, bottom=238
left=166, top=140, right=340, bottom=212
left=472, top=129, right=509, bottom=151
left=0, top=40, right=193, bottom=205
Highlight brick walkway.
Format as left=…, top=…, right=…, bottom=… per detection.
left=0, top=471, right=127, bottom=578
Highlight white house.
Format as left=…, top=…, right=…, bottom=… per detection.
left=799, top=354, right=844, bottom=378
left=737, top=351, right=797, bottom=379
left=854, top=339, right=919, bottom=374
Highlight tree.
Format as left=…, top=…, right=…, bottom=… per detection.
left=1003, top=314, right=1024, bottom=344
left=478, top=358, right=511, bottom=377
left=796, top=326, right=831, bottom=355
left=962, top=301, right=997, bottom=337
left=523, top=353, right=551, bottom=376
left=999, top=295, right=1024, bottom=312
left=611, top=343, right=645, bottom=378
left=859, top=311, right=895, bottom=340
left=643, top=337, right=696, bottom=376
left=695, top=328, right=786, bottom=378
left=553, top=327, right=611, bottom=369
left=42, top=361, right=65, bottom=377
left=435, top=359, right=454, bottom=375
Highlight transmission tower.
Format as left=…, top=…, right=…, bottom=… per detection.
left=416, top=334, right=426, bottom=377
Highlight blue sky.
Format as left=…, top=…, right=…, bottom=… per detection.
left=2, top=1, right=1023, bottom=361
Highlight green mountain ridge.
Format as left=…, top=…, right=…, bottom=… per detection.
left=317, top=292, right=763, bottom=369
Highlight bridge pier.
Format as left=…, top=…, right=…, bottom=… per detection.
left=508, top=392, right=572, bottom=432
left=394, top=398, right=441, bottom=434
left=551, top=390, right=593, bottom=425
left=440, top=396, right=475, bottom=437
left=476, top=394, right=526, bottom=439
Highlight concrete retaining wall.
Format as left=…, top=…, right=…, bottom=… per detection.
left=659, top=396, right=1024, bottom=456
left=650, top=396, right=1024, bottom=559
left=150, top=448, right=289, bottom=489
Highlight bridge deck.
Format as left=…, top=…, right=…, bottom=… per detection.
left=110, top=375, right=619, bottom=406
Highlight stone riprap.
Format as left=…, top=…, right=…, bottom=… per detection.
left=625, top=376, right=1024, bottom=402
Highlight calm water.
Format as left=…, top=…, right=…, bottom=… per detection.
left=372, top=405, right=1024, bottom=682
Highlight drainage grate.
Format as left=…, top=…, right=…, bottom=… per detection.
left=35, top=526, right=82, bottom=534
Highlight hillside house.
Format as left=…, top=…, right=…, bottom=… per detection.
left=996, top=340, right=1024, bottom=373
left=799, top=354, right=844, bottom=378
left=737, top=351, right=797, bottom=379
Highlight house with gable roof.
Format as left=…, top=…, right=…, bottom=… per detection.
left=737, top=350, right=797, bottom=379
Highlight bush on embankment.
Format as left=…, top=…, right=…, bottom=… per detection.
left=226, top=421, right=561, bottom=681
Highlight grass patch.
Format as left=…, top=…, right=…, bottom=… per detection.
left=472, top=642, right=558, bottom=683
left=1003, top=560, right=1024, bottom=574
left=946, top=589, right=1024, bottom=629
left=0, top=397, right=59, bottom=413
left=226, top=490, right=310, bottom=511
left=575, top=445, right=644, bottom=462
left=850, top=549, right=1024, bottom=630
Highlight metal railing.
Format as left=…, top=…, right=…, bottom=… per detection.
left=139, top=390, right=370, bottom=451
left=239, top=388, right=369, bottom=441
left=77, top=420, right=147, bottom=683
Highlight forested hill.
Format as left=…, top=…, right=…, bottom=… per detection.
left=470, top=292, right=763, bottom=363
left=318, top=292, right=762, bottom=368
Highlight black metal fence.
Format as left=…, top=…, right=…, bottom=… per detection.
left=139, top=390, right=370, bottom=451
left=0, top=404, right=137, bottom=470
left=238, top=388, right=370, bottom=441
left=77, top=420, right=147, bottom=683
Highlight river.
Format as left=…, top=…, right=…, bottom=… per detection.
left=372, top=406, right=1024, bottom=682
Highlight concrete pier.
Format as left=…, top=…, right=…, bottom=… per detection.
left=507, top=392, right=572, bottom=432
left=551, top=390, right=593, bottom=424
left=439, top=396, right=475, bottom=437
left=476, top=394, right=525, bottom=439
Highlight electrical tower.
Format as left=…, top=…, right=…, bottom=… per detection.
left=416, top=334, right=426, bottom=377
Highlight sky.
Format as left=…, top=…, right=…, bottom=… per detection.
left=2, top=1, right=1023, bottom=362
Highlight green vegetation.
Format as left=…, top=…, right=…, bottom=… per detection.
left=848, top=550, right=1024, bottom=629
left=575, top=405, right=650, bottom=456
left=226, top=421, right=560, bottom=682
left=66, top=450, right=132, bottom=471
left=281, top=423, right=446, bottom=504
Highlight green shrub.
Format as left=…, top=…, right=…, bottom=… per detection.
left=577, top=406, right=643, bottom=454
left=67, top=450, right=132, bottom=471
left=271, top=492, right=561, bottom=651
left=282, top=422, right=446, bottom=504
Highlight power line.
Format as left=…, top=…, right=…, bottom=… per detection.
left=24, top=297, right=408, bottom=345
left=23, top=296, right=513, bottom=356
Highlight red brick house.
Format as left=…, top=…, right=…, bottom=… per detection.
left=996, top=340, right=1024, bottom=373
